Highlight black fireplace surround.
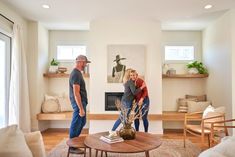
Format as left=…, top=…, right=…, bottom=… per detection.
left=105, top=92, right=124, bottom=111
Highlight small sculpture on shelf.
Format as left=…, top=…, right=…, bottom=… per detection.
left=57, top=67, right=67, bottom=73
left=166, top=68, right=176, bottom=75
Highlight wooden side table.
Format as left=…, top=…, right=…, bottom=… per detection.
left=66, top=136, right=91, bottom=157
left=84, top=132, right=162, bottom=157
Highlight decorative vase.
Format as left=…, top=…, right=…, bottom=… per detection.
left=162, top=64, right=169, bottom=74
left=49, top=65, right=58, bottom=73
left=119, top=122, right=136, bottom=140
left=188, top=68, right=199, bottom=74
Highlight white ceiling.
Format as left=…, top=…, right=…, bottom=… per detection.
left=2, top=0, right=235, bottom=30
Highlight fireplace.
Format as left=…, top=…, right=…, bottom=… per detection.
left=105, top=92, right=124, bottom=111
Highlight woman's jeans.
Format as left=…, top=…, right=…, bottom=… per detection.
left=69, top=101, right=87, bottom=139
left=134, top=97, right=150, bottom=132
left=112, top=100, right=133, bottom=131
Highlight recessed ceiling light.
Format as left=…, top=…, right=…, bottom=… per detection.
left=42, top=4, right=50, bottom=9
left=204, top=4, right=213, bottom=9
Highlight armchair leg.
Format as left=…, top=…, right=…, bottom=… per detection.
left=207, top=134, right=210, bottom=148
left=201, top=135, right=205, bottom=147
left=184, top=128, right=186, bottom=148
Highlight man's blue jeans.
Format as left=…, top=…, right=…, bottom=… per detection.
left=134, top=97, right=150, bottom=132
left=69, top=101, right=87, bottom=139
left=112, top=100, right=132, bottom=131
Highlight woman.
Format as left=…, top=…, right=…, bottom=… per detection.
left=130, top=70, right=150, bottom=132
left=111, top=68, right=145, bottom=131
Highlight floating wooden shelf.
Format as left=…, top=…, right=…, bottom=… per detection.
left=43, top=73, right=90, bottom=78
left=162, top=74, right=208, bottom=78
left=36, top=111, right=201, bottom=121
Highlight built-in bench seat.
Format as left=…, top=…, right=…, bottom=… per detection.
left=36, top=111, right=192, bottom=121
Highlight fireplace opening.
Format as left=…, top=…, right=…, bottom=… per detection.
left=105, top=92, right=124, bottom=111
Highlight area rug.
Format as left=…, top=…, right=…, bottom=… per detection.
left=47, top=139, right=201, bottom=157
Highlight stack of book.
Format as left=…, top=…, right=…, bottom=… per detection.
left=100, top=135, right=124, bottom=144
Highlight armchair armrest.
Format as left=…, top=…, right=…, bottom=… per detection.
left=202, top=114, right=225, bottom=121
left=211, top=118, right=235, bottom=124
left=185, top=111, right=202, bottom=121
left=184, top=112, right=203, bottom=125
left=186, top=111, right=203, bottom=116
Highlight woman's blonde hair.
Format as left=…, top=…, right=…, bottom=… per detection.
left=123, top=68, right=133, bottom=84
left=130, top=69, right=137, bottom=75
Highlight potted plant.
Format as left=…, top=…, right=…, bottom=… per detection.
left=49, top=58, right=59, bottom=73
left=186, top=61, right=208, bottom=74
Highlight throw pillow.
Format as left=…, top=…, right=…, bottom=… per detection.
left=203, top=106, right=225, bottom=129
left=187, top=101, right=211, bottom=113
left=42, top=99, right=60, bottom=113
left=24, top=131, right=46, bottom=157
left=57, top=96, right=73, bottom=112
left=203, top=105, right=215, bottom=117
left=0, top=125, right=33, bottom=157
left=45, top=94, right=57, bottom=100
left=185, top=94, right=207, bottom=101
left=177, top=98, right=197, bottom=113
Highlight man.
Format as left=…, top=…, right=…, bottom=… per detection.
left=69, top=55, right=91, bottom=154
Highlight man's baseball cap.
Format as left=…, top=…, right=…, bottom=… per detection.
left=76, top=55, right=91, bottom=63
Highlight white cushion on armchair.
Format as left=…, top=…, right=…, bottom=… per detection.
left=199, top=136, right=235, bottom=157
left=24, top=131, right=46, bottom=157
left=0, top=125, right=46, bottom=157
left=0, top=125, right=33, bottom=157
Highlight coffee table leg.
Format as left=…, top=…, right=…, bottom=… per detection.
left=105, top=151, right=108, bottom=157
left=145, top=151, right=150, bottom=157
left=101, top=151, right=103, bottom=157
left=84, top=148, right=86, bottom=157
left=95, top=149, right=98, bottom=157
left=89, top=148, right=91, bottom=157
left=67, top=147, right=70, bottom=157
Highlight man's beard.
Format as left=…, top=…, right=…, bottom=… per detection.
left=82, top=65, right=86, bottom=71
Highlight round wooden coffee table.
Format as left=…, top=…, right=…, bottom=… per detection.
left=84, top=132, right=162, bottom=157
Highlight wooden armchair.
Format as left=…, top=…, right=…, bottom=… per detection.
left=183, top=111, right=225, bottom=148
left=210, top=119, right=235, bottom=146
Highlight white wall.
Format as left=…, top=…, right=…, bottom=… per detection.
left=203, top=12, right=232, bottom=121
left=28, top=21, right=49, bottom=131
left=89, top=19, right=163, bottom=134
left=37, top=23, right=50, bottom=130
left=231, top=10, right=235, bottom=135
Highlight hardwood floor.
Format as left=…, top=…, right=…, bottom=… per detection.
left=41, top=128, right=208, bottom=153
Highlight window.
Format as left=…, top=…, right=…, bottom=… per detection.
left=0, top=33, right=11, bottom=128
left=164, top=46, right=194, bottom=61
left=57, top=45, right=86, bottom=61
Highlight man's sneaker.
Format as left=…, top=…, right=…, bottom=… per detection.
left=70, top=147, right=85, bottom=154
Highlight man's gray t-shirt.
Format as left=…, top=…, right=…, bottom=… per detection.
left=69, top=68, right=88, bottom=105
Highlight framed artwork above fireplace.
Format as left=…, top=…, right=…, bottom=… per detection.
left=107, top=44, right=146, bottom=83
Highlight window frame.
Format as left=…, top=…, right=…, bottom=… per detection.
left=56, top=45, right=87, bottom=62
left=0, top=32, right=11, bottom=128
left=163, top=42, right=197, bottom=64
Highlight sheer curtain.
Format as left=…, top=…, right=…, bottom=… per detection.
left=8, top=24, right=31, bottom=132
